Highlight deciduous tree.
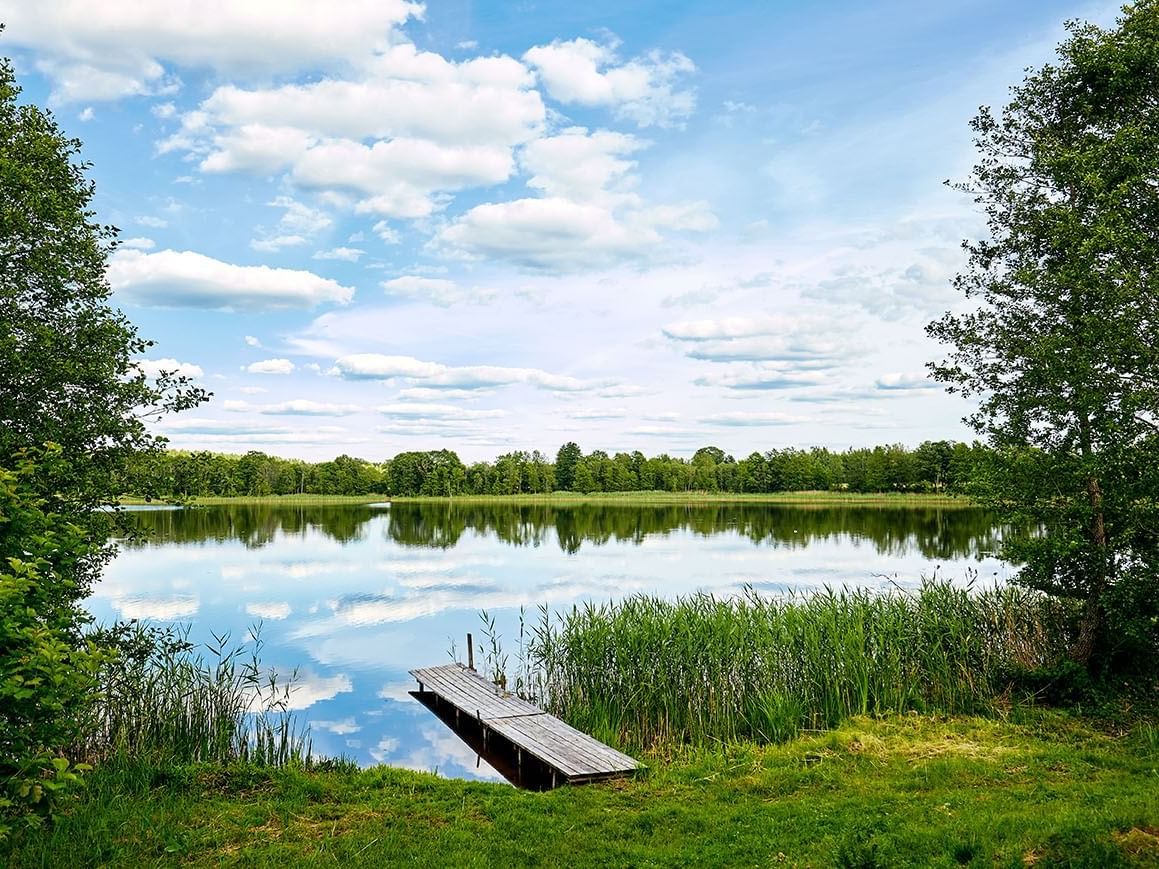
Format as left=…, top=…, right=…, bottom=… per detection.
left=928, top=2, right=1159, bottom=667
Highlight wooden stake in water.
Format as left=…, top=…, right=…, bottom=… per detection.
left=467, top=633, right=474, bottom=671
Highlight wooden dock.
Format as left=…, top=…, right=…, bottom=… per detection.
left=409, top=663, right=641, bottom=789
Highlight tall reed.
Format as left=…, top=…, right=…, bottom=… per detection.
left=525, top=579, right=1072, bottom=750
left=75, top=622, right=312, bottom=767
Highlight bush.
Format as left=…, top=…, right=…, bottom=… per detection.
left=0, top=451, right=103, bottom=837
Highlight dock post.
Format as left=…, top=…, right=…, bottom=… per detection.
left=467, top=633, right=474, bottom=671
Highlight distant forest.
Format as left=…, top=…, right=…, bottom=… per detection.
left=119, top=441, right=989, bottom=499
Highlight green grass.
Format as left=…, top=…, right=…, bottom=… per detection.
left=5, top=712, right=1157, bottom=867
left=391, top=490, right=973, bottom=506
left=76, top=623, right=312, bottom=769
left=520, top=581, right=1072, bottom=751
left=117, top=491, right=972, bottom=507
left=117, top=494, right=390, bottom=506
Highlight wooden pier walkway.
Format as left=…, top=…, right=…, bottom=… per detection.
left=409, top=663, right=641, bottom=788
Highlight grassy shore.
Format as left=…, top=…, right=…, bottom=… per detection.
left=116, top=494, right=391, bottom=506
left=5, top=711, right=1157, bottom=867
left=119, top=491, right=974, bottom=508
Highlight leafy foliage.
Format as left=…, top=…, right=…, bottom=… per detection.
left=0, top=451, right=103, bottom=838
left=928, top=3, right=1159, bottom=666
left=0, top=51, right=207, bottom=832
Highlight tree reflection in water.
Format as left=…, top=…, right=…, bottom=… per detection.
left=120, top=502, right=1006, bottom=561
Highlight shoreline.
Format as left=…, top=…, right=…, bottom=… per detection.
left=116, top=490, right=976, bottom=508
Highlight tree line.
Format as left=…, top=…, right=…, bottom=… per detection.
left=117, top=440, right=990, bottom=499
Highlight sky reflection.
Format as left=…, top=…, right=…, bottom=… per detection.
left=87, top=503, right=1010, bottom=780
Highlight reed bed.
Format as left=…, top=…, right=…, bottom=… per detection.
left=524, top=580, right=1073, bottom=750
left=75, top=623, right=312, bottom=768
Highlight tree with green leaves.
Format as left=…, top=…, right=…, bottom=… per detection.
left=554, top=442, right=582, bottom=491
left=1, top=48, right=206, bottom=827
left=928, top=2, right=1159, bottom=668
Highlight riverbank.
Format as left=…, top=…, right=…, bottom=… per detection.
left=5, top=711, right=1156, bottom=867
left=118, top=490, right=974, bottom=508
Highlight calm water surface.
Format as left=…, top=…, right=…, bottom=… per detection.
left=89, top=502, right=1010, bottom=782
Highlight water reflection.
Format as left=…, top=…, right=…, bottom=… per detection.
left=124, top=501, right=1000, bottom=561
left=91, top=502, right=1009, bottom=781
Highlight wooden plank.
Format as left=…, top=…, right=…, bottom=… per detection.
left=509, top=716, right=637, bottom=772
left=410, top=662, right=641, bottom=783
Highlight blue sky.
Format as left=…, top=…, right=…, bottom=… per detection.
left=0, top=0, right=1120, bottom=461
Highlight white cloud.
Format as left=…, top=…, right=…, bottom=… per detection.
left=285, top=672, right=353, bottom=711
left=311, top=717, right=361, bottom=735
left=250, top=234, right=307, bottom=252
left=372, top=221, right=401, bottom=244
left=437, top=127, right=714, bottom=271
left=381, top=275, right=495, bottom=307
left=134, top=357, right=204, bottom=379
left=701, top=411, right=809, bottom=427
left=377, top=403, right=506, bottom=420
left=875, top=371, right=939, bottom=391
left=246, top=359, right=295, bottom=375
left=245, top=601, right=292, bottom=620
left=521, top=126, right=644, bottom=204
left=224, top=399, right=361, bottom=416
left=251, top=197, right=332, bottom=251
left=314, top=247, right=365, bottom=262
left=293, top=138, right=513, bottom=218
left=693, top=365, right=830, bottom=391
left=108, top=249, right=354, bottom=310
left=114, top=594, right=199, bottom=620
left=334, top=353, right=612, bottom=393
left=244, top=335, right=262, bottom=347
left=0, top=0, right=423, bottom=102
left=119, top=237, right=155, bottom=250
left=154, top=41, right=543, bottom=218
left=135, top=215, right=168, bottom=228
left=524, top=37, right=696, bottom=127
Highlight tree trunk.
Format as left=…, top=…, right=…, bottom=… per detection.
left=1072, top=473, right=1107, bottom=666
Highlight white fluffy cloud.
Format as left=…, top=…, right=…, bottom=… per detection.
left=134, top=357, right=204, bottom=379
left=108, top=249, right=354, bottom=310
left=0, top=0, right=422, bottom=102
left=155, top=41, right=544, bottom=219
left=246, top=359, right=296, bottom=375
left=524, top=37, right=696, bottom=127
left=437, top=127, right=715, bottom=271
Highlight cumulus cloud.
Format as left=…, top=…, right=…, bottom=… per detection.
left=436, top=127, right=714, bottom=271
left=333, top=353, right=612, bottom=393
left=0, top=0, right=422, bottom=102
left=134, top=357, right=204, bottom=379
left=154, top=41, right=543, bottom=218
left=223, top=399, right=361, bottom=416
left=244, top=335, right=262, bottom=347
left=246, top=359, right=296, bottom=375
left=108, top=249, right=354, bottom=310
left=523, top=37, right=696, bottom=127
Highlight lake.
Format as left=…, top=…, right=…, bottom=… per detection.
left=88, top=501, right=1009, bottom=782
